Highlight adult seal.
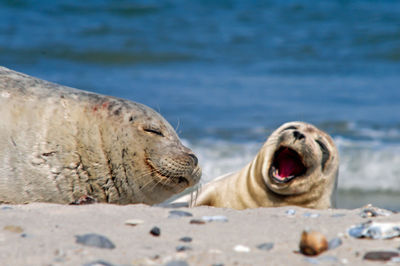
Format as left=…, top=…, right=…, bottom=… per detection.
left=0, top=66, right=201, bottom=204
left=184, top=121, right=339, bottom=209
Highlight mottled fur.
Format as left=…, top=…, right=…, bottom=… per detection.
left=0, top=66, right=201, bottom=204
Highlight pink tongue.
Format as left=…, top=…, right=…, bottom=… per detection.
left=276, top=148, right=304, bottom=178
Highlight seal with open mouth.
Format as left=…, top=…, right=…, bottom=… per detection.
left=0, top=66, right=201, bottom=204
left=180, top=121, right=338, bottom=209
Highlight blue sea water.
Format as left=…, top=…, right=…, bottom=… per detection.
left=1, top=0, right=400, bottom=210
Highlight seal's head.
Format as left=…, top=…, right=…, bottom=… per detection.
left=260, top=121, right=339, bottom=205
left=95, top=99, right=201, bottom=204
left=127, top=105, right=201, bottom=204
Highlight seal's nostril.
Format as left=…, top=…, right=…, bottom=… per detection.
left=293, top=131, right=305, bottom=140
left=188, top=153, right=198, bottom=166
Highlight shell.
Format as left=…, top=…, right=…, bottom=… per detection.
left=348, top=221, right=400, bottom=239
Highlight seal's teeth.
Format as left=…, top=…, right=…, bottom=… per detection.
left=272, top=167, right=279, bottom=178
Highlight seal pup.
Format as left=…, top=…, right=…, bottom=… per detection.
left=0, top=66, right=201, bottom=204
left=182, top=121, right=338, bottom=209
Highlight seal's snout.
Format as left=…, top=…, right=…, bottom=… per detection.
left=293, top=131, right=305, bottom=141
left=188, top=153, right=198, bottom=167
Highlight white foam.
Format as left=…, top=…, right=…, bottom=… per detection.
left=335, top=137, right=400, bottom=191
left=186, top=139, right=262, bottom=184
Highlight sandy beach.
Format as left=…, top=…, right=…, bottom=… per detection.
left=0, top=203, right=399, bottom=266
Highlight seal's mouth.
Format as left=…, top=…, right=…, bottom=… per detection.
left=269, top=147, right=307, bottom=184
left=145, top=158, right=189, bottom=187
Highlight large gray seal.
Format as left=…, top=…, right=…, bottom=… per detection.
left=0, top=66, right=201, bottom=204
left=178, top=121, right=339, bottom=209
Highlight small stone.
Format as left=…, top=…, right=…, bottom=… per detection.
left=20, top=233, right=28, bottom=238
left=299, top=230, right=328, bottom=256
left=360, top=204, right=393, bottom=218
left=54, top=249, right=65, bottom=257
left=75, top=234, right=115, bottom=249
left=168, top=210, right=193, bottom=218
left=176, top=245, right=192, bottom=252
left=304, top=255, right=339, bottom=264
left=363, top=251, right=400, bottom=261
left=83, top=260, right=115, bottom=266
left=208, top=249, right=223, bottom=254
left=212, top=264, right=224, bottom=266
left=391, top=257, right=400, bottom=263
left=150, top=226, right=161, bottom=237
left=124, top=219, right=144, bottom=226
left=257, top=242, right=274, bottom=251
left=286, top=209, right=296, bottom=216
left=303, top=213, right=320, bottom=218
left=303, top=257, right=319, bottom=265
left=164, top=260, right=189, bottom=266
left=201, top=215, right=228, bottom=222
left=3, top=225, right=24, bottom=234
left=190, top=219, right=205, bottom=225
left=319, top=256, right=339, bottom=262
left=331, top=213, right=346, bottom=218
left=233, top=245, right=250, bottom=253
left=328, top=237, right=342, bottom=250
left=179, top=236, right=192, bottom=243
left=1, top=206, right=12, bottom=210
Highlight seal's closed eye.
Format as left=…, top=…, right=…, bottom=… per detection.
left=144, top=128, right=164, bottom=137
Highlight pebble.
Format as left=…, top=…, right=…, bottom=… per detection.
left=179, top=236, right=192, bottom=243
left=327, top=237, right=342, bottom=250
left=1, top=206, right=12, bottom=210
left=75, top=234, right=116, bottom=249
left=150, top=226, right=161, bottom=237
left=190, top=219, right=205, bottom=225
left=331, top=213, right=346, bottom=218
left=176, top=245, right=192, bottom=252
left=360, top=204, right=393, bottom=218
left=3, top=225, right=24, bottom=234
left=303, top=257, right=319, bottom=265
left=304, top=256, right=339, bottom=265
left=392, top=257, right=400, bottom=263
left=233, top=245, right=251, bottom=253
left=124, top=219, right=144, bottom=226
left=299, top=230, right=328, bottom=256
left=286, top=209, right=296, bottom=216
left=348, top=221, right=400, bottom=239
left=257, top=242, right=274, bottom=251
left=168, top=210, right=193, bottom=218
left=83, top=260, right=115, bottom=266
left=363, top=251, right=400, bottom=261
left=319, top=256, right=339, bottom=263
left=209, top=249, right=223, bottom=254
left=201, top=215, right=228, bottom=222
left=164, top=260, right=189, bottom=266
left=303, top=213, right=320, bottom=218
